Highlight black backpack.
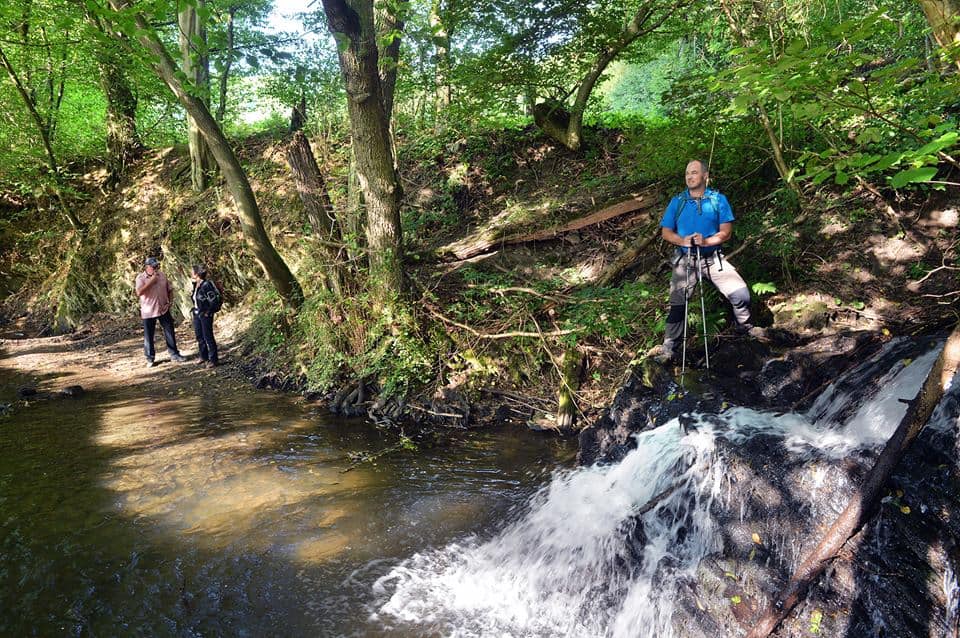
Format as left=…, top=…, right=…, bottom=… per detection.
left=208, top=280, right=223, bottom=313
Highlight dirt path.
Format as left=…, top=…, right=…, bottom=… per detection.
left=0, top=313, right=254, bottom=402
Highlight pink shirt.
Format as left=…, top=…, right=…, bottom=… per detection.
left=135, top=271, right=173, bottom=319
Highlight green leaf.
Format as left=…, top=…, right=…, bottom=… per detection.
left=834, top=169, right=849, bottom=185
left=752, top=282, right=777, bottom=295
left=809, top=609, right=823, bottom=633
left=730, top=595, right=742, bottom=604
left=890, top=166, right=938, bottom=188
left=915, top=132, right=959, bottom=157
left=870, top=152, right=903, bottom=172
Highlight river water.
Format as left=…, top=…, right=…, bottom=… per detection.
left=3, top=336, right=957, bottom=637
left=0, top=366, right=575, bottom=637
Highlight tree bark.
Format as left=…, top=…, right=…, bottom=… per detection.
left=215, top=5, right=236, bottom=124
left=747, top=322, right=960, bottom=638
left=556, top=347, right=582, bottom=430
left=179, top=0, right=216, bottom=191
left=375, top=0, right=407, bottom=121
left=286, top=130, right=346, bottom=295
left=918, top=0, right=960, bottom=70
left=322, top=0, right=404, bottom=302
left=110, top=0, right=303, bottom=308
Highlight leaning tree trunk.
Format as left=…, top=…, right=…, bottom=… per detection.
left=534, top=0, right=688, bottom=151
left=0, top=43, right=82, bottom=230
left=322, top=0, right=404, bottom=303
left=918, top=0, right=960, bottom=70
left=179, top=0, right=216, bottom=191
left=375, top=0, right=407, bottom=124
left=111, top=0, right=303, bottom=308
left=98, top=48, right=142, bottom=189
left=286, top=130, right=347, bottom=295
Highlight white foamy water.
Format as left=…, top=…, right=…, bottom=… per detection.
left=372, top=339, right=950, bottom=637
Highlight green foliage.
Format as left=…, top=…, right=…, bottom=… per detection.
left=245, top=287, right=289, bottom=360
left=710, top=6, right=958, bottom=192
left=751, top=282, right=777, bottom=296
left=557, top=281, right=654, bottom=344
left=289, top=289, right=436, bottom=399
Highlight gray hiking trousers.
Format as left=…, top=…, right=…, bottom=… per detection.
left=662, top=250, right=751, bottom=345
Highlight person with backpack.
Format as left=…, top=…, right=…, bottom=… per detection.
left=647, top=160, right=763, bottom=364
left=190, top=264, right=222, bottom=368
left=135, top=256, right=186, bottom=368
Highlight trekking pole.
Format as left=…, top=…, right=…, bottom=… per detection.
left=693, top=241, right=711, bottom=370
left=680, top=247, right=692, bottom=390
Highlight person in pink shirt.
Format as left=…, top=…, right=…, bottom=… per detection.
left=135, top=256, right=185, bottom=367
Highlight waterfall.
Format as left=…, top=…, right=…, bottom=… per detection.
left=371, top=340, right=950, bottom=637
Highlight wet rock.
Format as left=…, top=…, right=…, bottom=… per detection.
left=580, top=331, right=888, bottom=465
left=16, top=384, right=85, bottom=402
left=664, top=390, right=960, bottom=638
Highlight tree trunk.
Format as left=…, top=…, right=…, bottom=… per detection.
left=215, top=5, right=236, bottom=124
left=375, top=0, right=407, bottom=122
left=322, top=0, right=404, bottom=302
left=0, top=43, right=82, bottom=230
left=86, top=8, right=143, bottom=189
left=918, top=0, right=960, bottom=70
left=179, top=0, right=216, bottom=191
left=345, top=149, right=365, bottom=263
left=110, top=0, right=303, bottom=308
left=534, top=0, right=688, bottom=151
left=286, top=130, right=346, bottom=295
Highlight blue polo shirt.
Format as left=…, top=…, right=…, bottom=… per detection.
left=660, top=188, right=734, bottom=255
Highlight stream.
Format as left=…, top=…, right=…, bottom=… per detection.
left=0, top=364, right=575, bottom=637
left=2, top=336, right=959, bottom=637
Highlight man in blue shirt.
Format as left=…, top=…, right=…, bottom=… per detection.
left=647, top=160, right=761, bottom=363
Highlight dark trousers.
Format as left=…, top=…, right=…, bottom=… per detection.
left=143, top=311, right=180, bottom=361
left=192, top=311, right=218, bottom=364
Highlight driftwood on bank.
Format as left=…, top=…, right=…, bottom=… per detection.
left=436, top=189, right=660, bottom=261
left=747, top=322, right=960, bottom=638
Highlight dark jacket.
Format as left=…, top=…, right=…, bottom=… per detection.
left=192, top=279, right=220, bottom=315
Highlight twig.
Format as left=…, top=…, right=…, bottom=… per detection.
left=424, top=302, right=580, bottom=340
left=407, top=403, right=463, bottom=419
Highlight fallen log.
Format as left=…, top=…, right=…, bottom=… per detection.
left=436, top=189, right=660, bottom=261
left=747, top=321, right=960, bottom=638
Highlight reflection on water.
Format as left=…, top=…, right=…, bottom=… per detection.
left=0, top=371, right=574, bottom=637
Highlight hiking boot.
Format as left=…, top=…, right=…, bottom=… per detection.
left=205, top=361, right=218, bottom=369
left=196, top=358, right=208, bottom=365
left=171, top=353, right=186, bottom=363
left=145, top=359, right=156, bottom=368
left=646, top=343, right=675, bottom=364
